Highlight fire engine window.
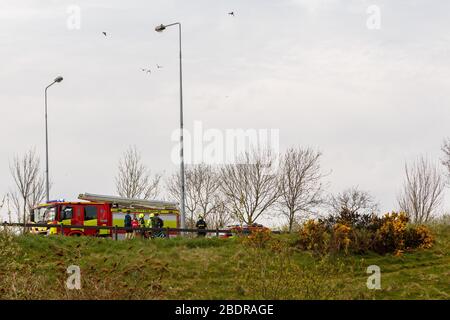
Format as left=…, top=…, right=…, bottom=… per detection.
left=60, top=206, right=73, bottom=221
left=84, top=206, right=98, bottom=220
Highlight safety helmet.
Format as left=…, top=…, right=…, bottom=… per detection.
left=138, top=213, right=144, bottom=219
left=149, top=213, right=155, bottom=218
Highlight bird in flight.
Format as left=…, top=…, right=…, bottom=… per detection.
left=156, top=64, right=163, bottom=69
left=102, top=32, right=107, bottom=37
left=141, top=68, right=151, bottom=74
left=228, top=12, right=235, bottom=16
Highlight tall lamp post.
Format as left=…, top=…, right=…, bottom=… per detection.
left=155, top=22, right=186, bottom=230
left=44, top=76, right=63, bottom=202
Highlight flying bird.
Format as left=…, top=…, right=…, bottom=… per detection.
left=228, top=12, right=235, bottom=16
left=156, top=64, right=163, bottom=69
left=141, top=68, right=151, bottom=74
left=102, top=32, right=107, bottom=37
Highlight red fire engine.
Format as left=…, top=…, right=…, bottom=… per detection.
left=31, top=193, right=180, bottom=237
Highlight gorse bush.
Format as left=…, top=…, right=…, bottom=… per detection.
left=244, top=228, right=273, bottom=249
left=405, top=225, right=434, bottom=250
left=297, top=219, right=328, bottom=253
left=331, top=223, right=352, bottom=254
left=321, top=209, right=382, bottom=231
left=373, top=212, right=433, bottom=254
left=297, top=210, right=434, bottom=255
left=373, top=212, right=408, bottom=254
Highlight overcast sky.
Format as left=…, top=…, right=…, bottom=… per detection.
left=1, top=0, right=449, bottom=225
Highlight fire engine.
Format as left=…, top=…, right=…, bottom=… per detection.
left=30, top=193, right=180, bottom=237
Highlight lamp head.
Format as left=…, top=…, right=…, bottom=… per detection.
left=54, top=76, right=63, bottom=83
left=155, top=24, right=166, bottom=32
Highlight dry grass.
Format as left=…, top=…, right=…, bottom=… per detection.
left=0, top=224, right=448, bottom=300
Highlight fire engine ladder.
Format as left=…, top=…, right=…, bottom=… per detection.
left=78, top=193, right=178, bottom=210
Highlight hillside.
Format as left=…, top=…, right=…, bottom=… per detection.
left=0, top=224, right=449, bottom=299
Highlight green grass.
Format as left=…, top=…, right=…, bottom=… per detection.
left=1, top=224, right=449, bottom=300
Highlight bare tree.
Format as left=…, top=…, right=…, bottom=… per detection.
left=9, top=149, right=45, bottom=224
left=398, top=156, right=445, bottom=223
left=220, top=149, right=279, bottom=225
left=193, top=164, right=221, bottom=220
left=116, top=146, right=161, bottom=199
left=329, top=187, right=378, bottom=216
left=166, top=164, right=223, bottom=228
left=167, top=169, right=199, bottom=228
left=0, top=195, right=9, bottom=223
left=0, top=195, right=5, bottom=222
left=207, top=195, right=234, bottom=229
left=442, top=138, right=450, bottom=181
left=278, top=147, right=325, bottom=233
left=9, top=191, right=21, bottom=222
left=6, top=193, right=14, bottom=223
left=0, top=195, right=5, bottom=211
left=28, top=175, right=46, bottom=210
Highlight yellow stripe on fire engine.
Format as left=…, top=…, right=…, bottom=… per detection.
left=111, top=208, right=178, bottom=214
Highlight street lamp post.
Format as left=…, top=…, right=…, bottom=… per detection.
left=44, top=76, right=63, bottom=202
left=155, top=22, right=186, bottom=230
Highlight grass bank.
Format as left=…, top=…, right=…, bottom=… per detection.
left=0, top=224, right=448, bottom=299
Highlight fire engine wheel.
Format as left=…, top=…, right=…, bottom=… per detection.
left=68, top=231, right=83, bottom=237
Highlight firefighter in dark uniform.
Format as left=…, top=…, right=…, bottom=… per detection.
left=124, top=210, right=132, bottom=240
left=153, top=213, right=165, bottom=238
left=196, top=216, right=207, bottom=237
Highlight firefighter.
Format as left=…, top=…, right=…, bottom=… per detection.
left=146, top=213, right=155, bottom=228
left=131, top=214, right=139, bottom=239
left=138, top=213, right=145, bottom=227
left=138, top=213, right=146, bottom=238
left=146, top=213, right=155, bottom=238
left=196, top=215, right=207, bottom=237
left=155, top=213, right=164, bottom=228
left=124, top=210, right=132, bottom=240
left=149, top=213, right=157, bottom=228
left=154, top=213, right=165, bottom=238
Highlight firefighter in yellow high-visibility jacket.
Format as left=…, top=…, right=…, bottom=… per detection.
left=146, top=213, right=155, bottom=238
